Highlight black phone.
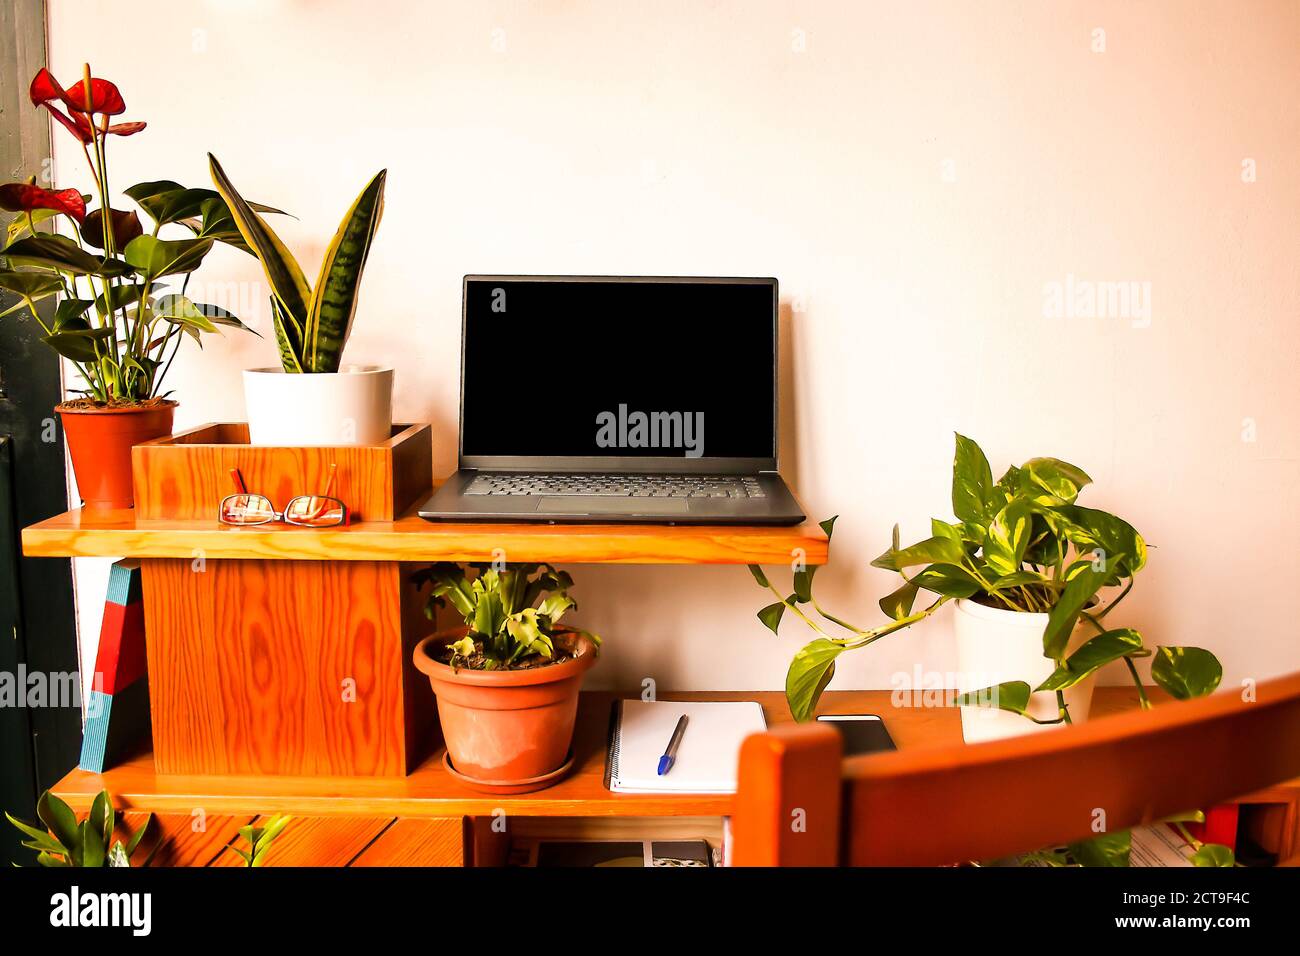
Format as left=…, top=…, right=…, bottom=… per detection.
left=816, top=714, right=897, bottom=756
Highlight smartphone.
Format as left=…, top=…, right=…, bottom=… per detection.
left=816, top=714, right=897, bottom=756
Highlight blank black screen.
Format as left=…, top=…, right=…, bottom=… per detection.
left=461, top=278, right=776, bottom=460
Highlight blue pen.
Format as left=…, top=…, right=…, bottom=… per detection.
left=657, top=715, right=690, bottom=776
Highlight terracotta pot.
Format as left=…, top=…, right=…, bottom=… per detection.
left=57, top=401, right=176, bottom=510
left=413, top=627, right=598, bottom=789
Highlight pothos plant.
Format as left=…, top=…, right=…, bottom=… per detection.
left=413, top=563, right=601, bottom=669
left=6, top=789, right=158, bottom=867
left=0, top=65, right=273, bottom=404
left=748, top=434, right=1223, bottom=723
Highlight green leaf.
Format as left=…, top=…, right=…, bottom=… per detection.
left=870, top=535, right=966, bottom=571
left=1191, top=843, right=1235, bottom=867
left=6, top=812, right=66, bottom=855
left=304, top=169, right=385, bottom=373
left=910, top=563, right=981, bottom=599
left=1069, top=830, right=1131, bottom=867
left=1023, top=457, right=1092, bottom=502
left=5, top=205, right=76, bottom=246
left=818, top=515, right=837, bottom=539
left=746, top=564, right=770, bottom=588
left=879, top=580, right=920, bottom=620
left=254, top=814, right=291, bottom=854
left=80, top=820, right=105, bottom=868
left=1041, top=561, right=1114, bottom=660
left=536, top=591, right=575, bottom=625
left=88, top=790, right=113, bottom=849
left=1036, top=628, right=1145, bottom=692
left=1049, top=504, right=1147, bottom=575
left=52, top=298, right=94, bottom=330
left=757, top=598, right=789, bottom=634
left=952, top=433, right=994, bottom=522
left=785, top=639, right=844, bottom=721
left=36, top=791, right=80, bottom=852
left=209, top=154, right=313, bottom=330
left=94, top=282, right=147, bottom=317
left=125, top=813, right=154, bottom=857
left=42, top=327, right=113, bottom=362
left=984, top=499, right=1032, bottom=576
left=1, top=234, right=105, bottom=274
left=269, top=295, right=305, bottom=373
left=123, top=235, right=213, bottom=280
left=1150, top=646, right=1223, bottom=700
left=153, top=293, right=219, bottom=333
left=792, top=566, right=816, bottom=603
left=952, top=681, right=1031, bottom=715
left=991, top=569, right=1050, bottom=589
left=0, top=270, right=64, bottom=301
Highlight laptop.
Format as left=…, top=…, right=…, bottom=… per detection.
left=417, top=275, right=805, bottom=525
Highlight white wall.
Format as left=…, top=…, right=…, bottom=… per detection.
left=49, top=1, right=1300, bottom=695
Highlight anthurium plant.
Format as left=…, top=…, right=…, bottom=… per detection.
left=748, top=434, right=1223, bottom=722
left=208, top=154, right=385, bottom=374
left=6, top=789, right=157, bottom=867
left=0, top=65, right=264, bottom=404
left=413, top=563, right=601, bottom=669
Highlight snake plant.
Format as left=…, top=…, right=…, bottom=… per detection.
left=209, top=154, right=385, bottom=373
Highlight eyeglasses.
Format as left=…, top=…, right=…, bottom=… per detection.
left=219, top=464, right=351, bottom=527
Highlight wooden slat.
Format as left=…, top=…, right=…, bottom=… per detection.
left=51, top=688, right=1234, bottom=821
left=349, top=817, right=466, bottom=866
left=209, top=815, right=393, bottom=867
left=121, top=811, right=254, bottom=867
left=22, top=507, right=829, bottom=565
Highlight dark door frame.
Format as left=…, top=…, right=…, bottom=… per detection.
left=1, top=0, right=83, bottom=865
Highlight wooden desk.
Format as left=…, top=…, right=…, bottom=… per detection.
left=49, top=688, right=1300, bottom=866
left=21, top=505, right=830, bottom=565
left=22, top=502, right=827, bottom=778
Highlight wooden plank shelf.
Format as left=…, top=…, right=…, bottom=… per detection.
left=50, top=689, right=1174, bottom=820
left=21, top=503, right=829, bottom=565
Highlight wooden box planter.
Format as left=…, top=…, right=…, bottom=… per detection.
left=131, top=422, right=432, bottom=521
left=126, top=423, right=436, bottom=777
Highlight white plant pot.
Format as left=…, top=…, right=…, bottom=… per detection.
left=952, top=597, right=1096, bottom=744
left=242, top=366, right=393, bottom=446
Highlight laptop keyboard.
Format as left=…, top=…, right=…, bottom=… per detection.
left=464, top=473, right=766, bottom=499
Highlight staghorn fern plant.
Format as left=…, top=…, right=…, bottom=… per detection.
left=413, top=562, right=601, bottom=670
left=208, top=154, right=385, bottom=373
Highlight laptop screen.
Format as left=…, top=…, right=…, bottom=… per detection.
left=460, top=277, right=777, bottom=469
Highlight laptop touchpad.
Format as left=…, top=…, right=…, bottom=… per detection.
left=537, top=498, right=690, bottom=515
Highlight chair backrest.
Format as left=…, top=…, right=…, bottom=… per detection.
left=732, top=672, right=1300, bottom=866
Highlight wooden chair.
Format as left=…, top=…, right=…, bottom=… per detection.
left=732, top=671, right=1300, bottom=866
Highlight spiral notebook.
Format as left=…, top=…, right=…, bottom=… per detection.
left=604, top=699, right=768, bottom=794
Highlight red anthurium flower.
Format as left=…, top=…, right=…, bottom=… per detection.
left=62, top=77, right=126, bottom=116
left=0, top=182, right=87, bottom=223
left=29, top=68, right=140, bottom=144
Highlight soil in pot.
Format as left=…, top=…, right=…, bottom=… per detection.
left=57, top=398, right=176, bottom=510
left=413, top=628, right=598, bottom=792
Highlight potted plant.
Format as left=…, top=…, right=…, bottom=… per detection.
left=411, top=562, right=601, bottom=793
left=0, top=66, right=259, bottom=508
left=747, top=434, right=1223, bottom=741
left=207, top=155, right=391, bottom=446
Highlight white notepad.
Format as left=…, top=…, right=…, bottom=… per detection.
left=605, top=700, right=768, bottom=794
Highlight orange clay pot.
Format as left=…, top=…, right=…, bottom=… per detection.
left=57, top=400, right=175, bottom=509
left=413, top=627, right=598, bottom=789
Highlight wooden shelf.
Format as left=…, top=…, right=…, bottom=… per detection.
left=50, top=688, right=1185, bottom=819
left=21, top=503, right=828, bottom=565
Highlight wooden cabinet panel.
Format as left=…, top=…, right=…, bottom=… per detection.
left=121, top=811, right=254, bottom=867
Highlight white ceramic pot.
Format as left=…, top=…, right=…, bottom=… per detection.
left=242, top=366, right=393, bottom=446
left=952, top=598, right=1096, bottom=744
